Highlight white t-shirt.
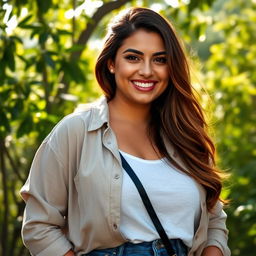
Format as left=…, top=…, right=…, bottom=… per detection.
left=119, top=150, right=201, bottom=248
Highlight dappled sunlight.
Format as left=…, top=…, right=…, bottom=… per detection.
left=2, top=2, right=17, bottom=34
left=0, top=0, right=255, bottom=255
left=64, top=0, right=103, bottom=19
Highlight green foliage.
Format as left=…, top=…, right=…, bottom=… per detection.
left=0, top=0, right=255, bottom=255
left=0, top=1, right=97, bottom=255
left=203, top=1, right=256, bottom=254
left=168, top=0, right=256, bottom=254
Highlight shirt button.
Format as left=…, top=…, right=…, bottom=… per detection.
left=114, top=174, right=120, bottom=179
left=107, top=140, right=112, bottom=145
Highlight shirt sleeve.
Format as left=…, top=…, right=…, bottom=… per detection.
left=20, top=140, right=72, bottom=256
left=206, top=200, right=231, bottom=256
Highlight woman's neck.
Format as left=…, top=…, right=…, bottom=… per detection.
left=108, top=98, right=151, bottom=126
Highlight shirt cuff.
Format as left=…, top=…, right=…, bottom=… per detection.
left=37, top=236, right=72, bottom=256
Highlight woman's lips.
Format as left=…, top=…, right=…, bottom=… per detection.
left=131, top=80, right=157, bottom=91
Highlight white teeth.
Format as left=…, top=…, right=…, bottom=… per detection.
left=133, top=81, right=154, bottom=88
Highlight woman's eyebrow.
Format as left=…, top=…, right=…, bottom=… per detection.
left=153, top=51, right=166, bottom=56
left=123, top=48, right=166, bottom=56
left=123, top=49, right=143, bottom=55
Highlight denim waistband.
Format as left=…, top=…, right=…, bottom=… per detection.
left=83, top=239, right=188, bottom=256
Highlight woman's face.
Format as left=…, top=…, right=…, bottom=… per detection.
left=108, top=29, right=169, bottom=107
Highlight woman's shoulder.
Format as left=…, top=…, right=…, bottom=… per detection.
left=61, top=103, right=93, bottom=129
left=45, top=96, right=108, bottom=142
left=74, top=96, right=106, bottom=113
left=49, top=108, right=91, bottom=138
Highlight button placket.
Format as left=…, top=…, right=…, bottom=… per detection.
left=103, top=127, right=124, bottom=238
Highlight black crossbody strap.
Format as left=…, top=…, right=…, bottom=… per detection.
left=120, top=153, right=177, bottom=256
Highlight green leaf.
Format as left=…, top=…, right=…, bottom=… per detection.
left=10, top=35, right=23, bottom=44
left=18, top=14, right=33, bottom=27
left=39, top=32, right=49, bottom=45
left=19, top=23, right=42, bottom=30
left=3, top=42, right=16, bottom=71
left=17, top=114, right=33, bottom=138
left=43, top=51, right=55, bottom=69
left=61, top=60, right=86, bottom=83
left=51, top=33, right=59, bottom=43
left=66, top=44, right=85, bottom=53
left=10, top=99, right=24, bottom=120
left=0, top=88, right=12, bottom=102
left=36, top=0, right=53, bottom=13
left=56, top=29, right=72, bottom=36
left=36, top=57, right=44, bottom=72
left=0, top=109, right=11, bottom=134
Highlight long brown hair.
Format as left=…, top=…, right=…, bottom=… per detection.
left=95, top=7, right=224, bottom=210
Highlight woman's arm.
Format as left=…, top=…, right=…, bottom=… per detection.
left=20, top=140, right=72, bottom=255
left=202, top=246, right=223, bottom=256
left=64, top=250, right=75, bottom=256
left=205, top=201, right=230, bottom=256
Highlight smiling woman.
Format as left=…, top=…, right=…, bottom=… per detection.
left=20, top=7, right=230, bottom=256
left=107, top=29, right=169, bottom=106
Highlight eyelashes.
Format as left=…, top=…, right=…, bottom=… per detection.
left=124, top=55, right=167, bottom=64
left=154, top=57, right=167, bottom=64
left=124, top=55, right=139, bottom=61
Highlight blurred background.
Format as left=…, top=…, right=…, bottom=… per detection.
left=0, top=0, right=255, bottom=255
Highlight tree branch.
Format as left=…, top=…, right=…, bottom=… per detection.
left=71, top=0, right=131, bottom=61
left=10, top=201, right=25, bottom=256
left=55, top=0, right=130, bottom=99
left=4, top=145, right=25, bottom=183
left=0, top=140, right=9, bottom=256
left=72, top=0, right=77, bottom=45
left=37, top=8, right=51, bottom=113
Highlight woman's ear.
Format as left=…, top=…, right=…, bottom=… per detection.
left=107, top=59, right=115, bottom=74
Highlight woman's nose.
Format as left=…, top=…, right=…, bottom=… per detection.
left=138, top=61, right=153, bottom=77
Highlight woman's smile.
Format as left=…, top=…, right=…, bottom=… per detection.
left=131, top=80, right=158, bottom=91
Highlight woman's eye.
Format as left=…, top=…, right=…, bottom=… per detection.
left=154, top=57, right=167, bottom=64
left=124, top=55, right=139, bottom=61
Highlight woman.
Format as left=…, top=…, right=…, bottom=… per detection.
left=20, top=7, right=230, bottom=256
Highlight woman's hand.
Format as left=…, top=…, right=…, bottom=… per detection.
left=202, top=246, right=223, bottom=256
left=64, top=249, right=75, bottom=256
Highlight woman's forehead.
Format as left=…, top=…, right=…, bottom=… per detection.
left=118, top=29, right=166, bottom=54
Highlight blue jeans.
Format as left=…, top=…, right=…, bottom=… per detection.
left=83, top=239, right=187, bottom=256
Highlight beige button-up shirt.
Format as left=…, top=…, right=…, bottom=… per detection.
left=20, top=96, right=230, bottom=256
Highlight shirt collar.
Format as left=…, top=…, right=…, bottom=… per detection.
left=87, top=96, right=109, bottom=131
left=74, top=95, right=109, bottom=132
left=83, top=96, right=179, bottom=154
left=76, top=96, right=182, bottom=161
